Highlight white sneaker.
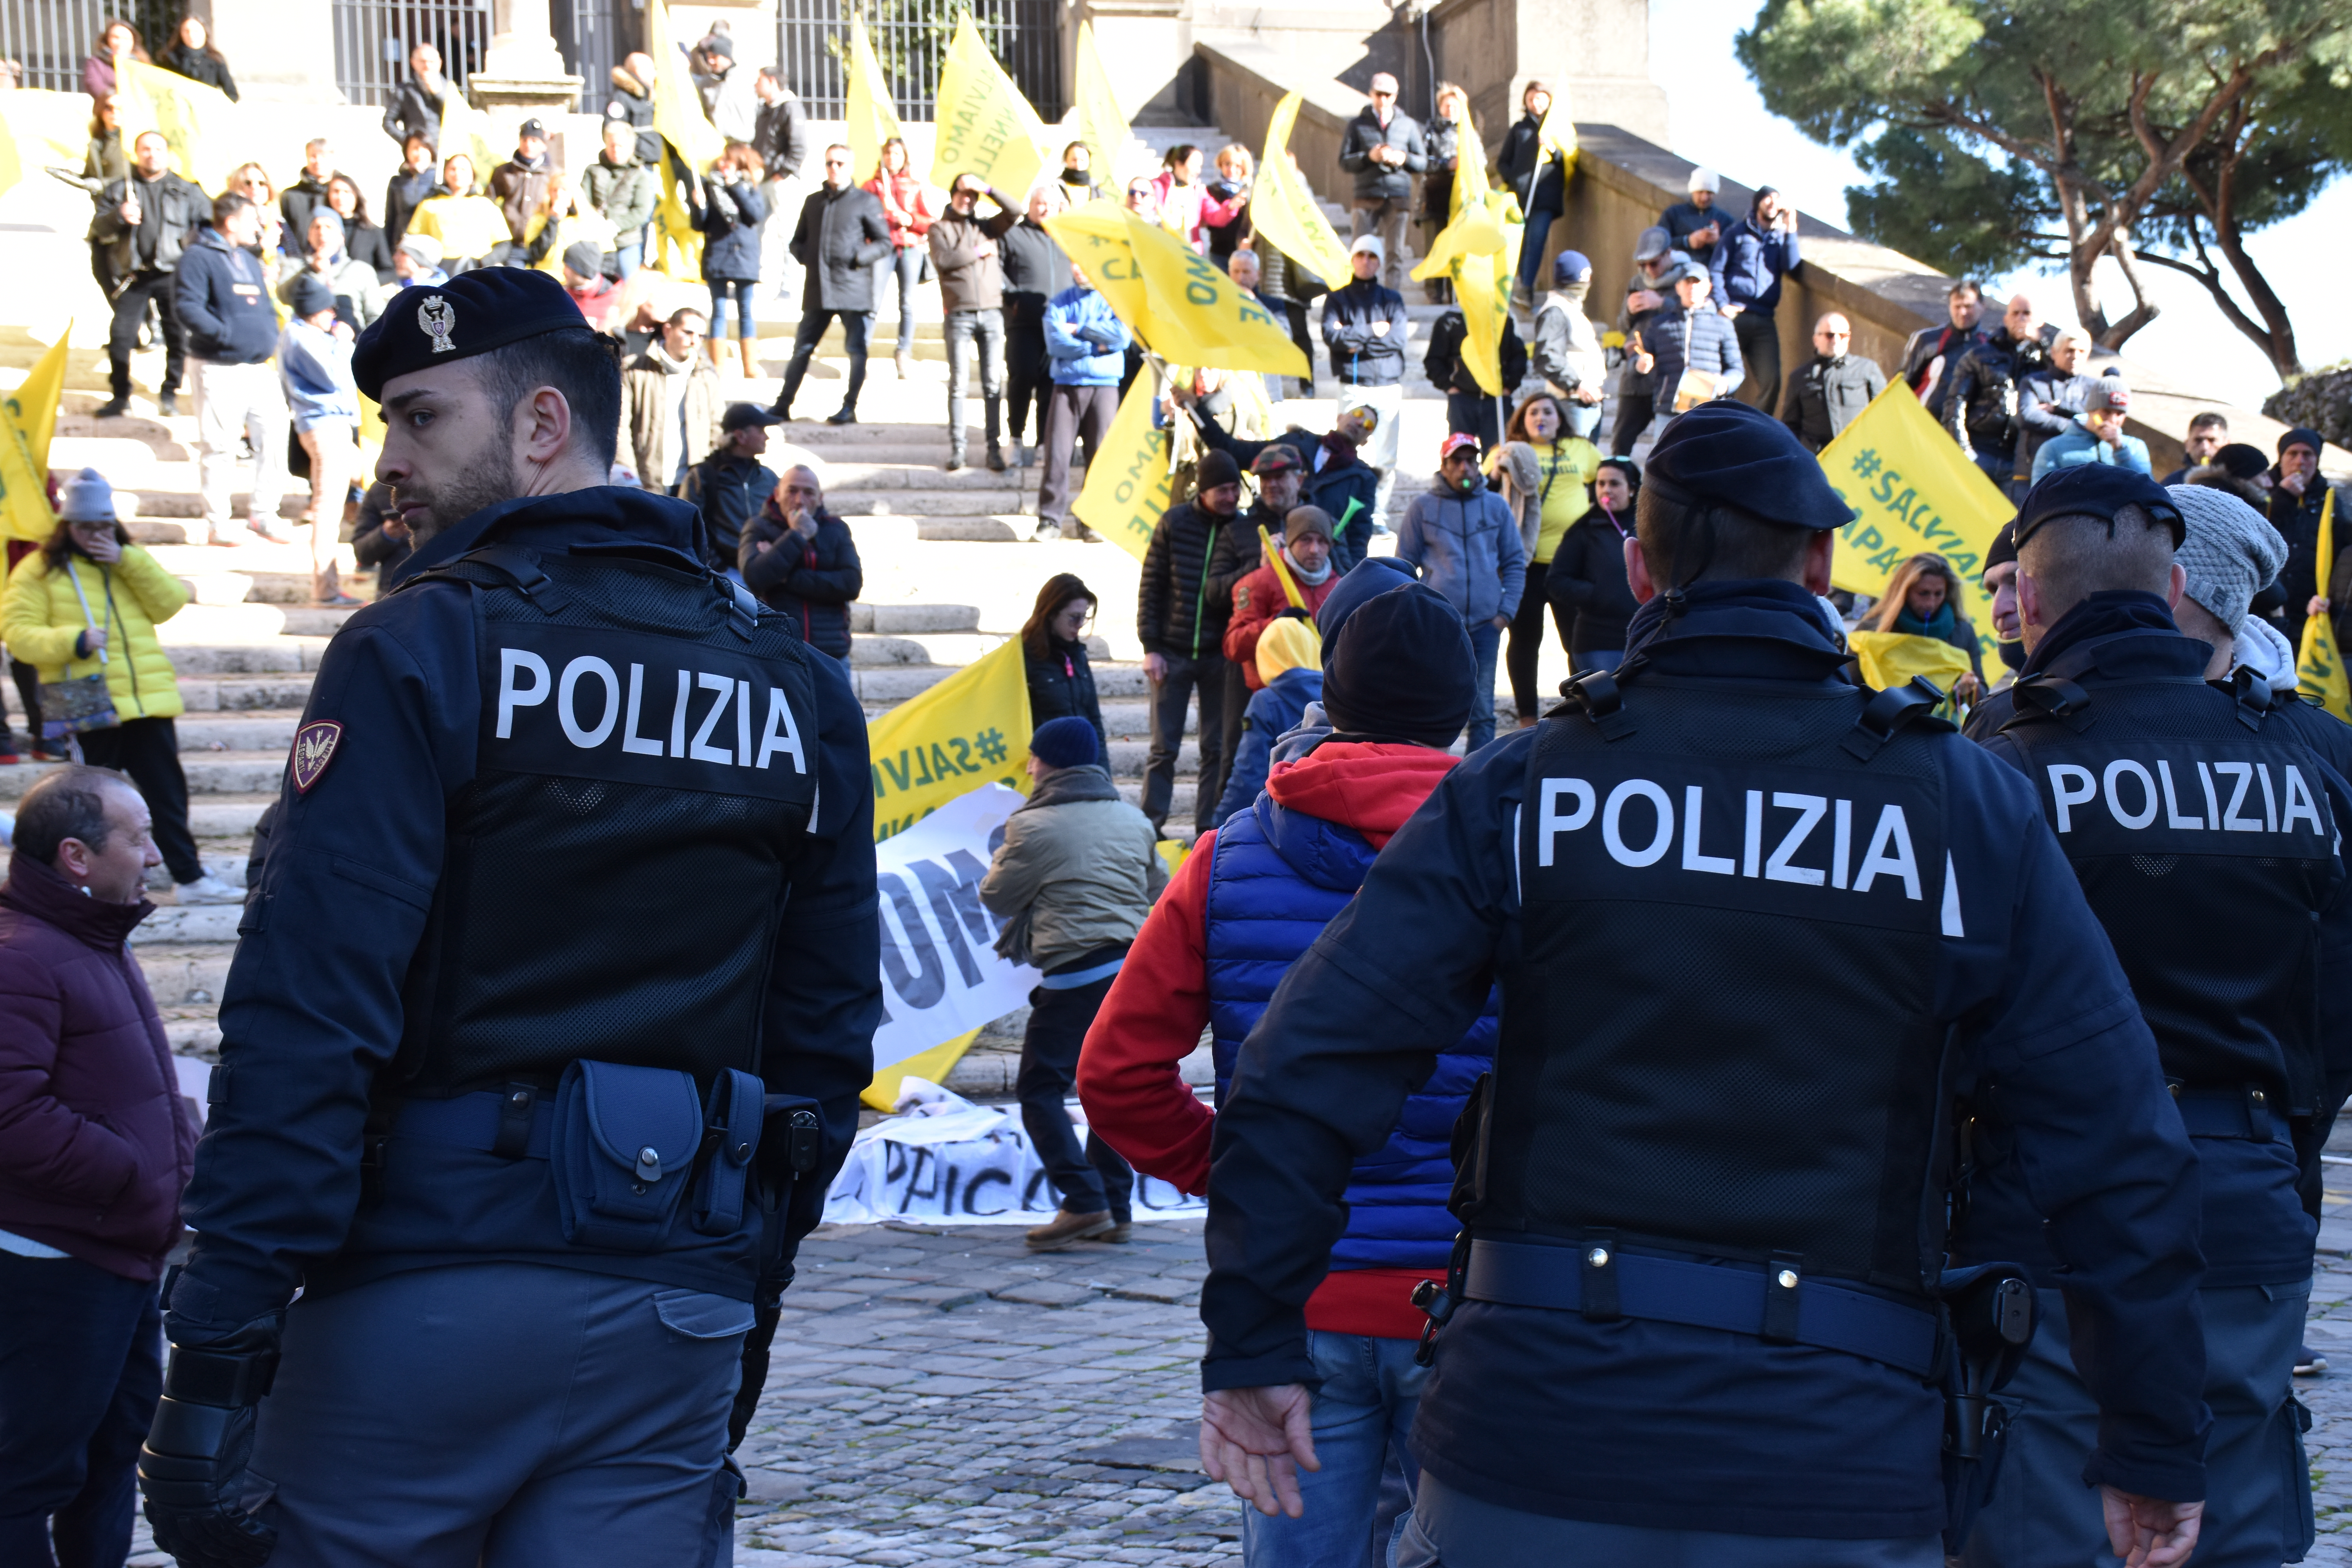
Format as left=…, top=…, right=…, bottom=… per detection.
left=250, top=519, right=294, bottom=545
left=174, top=873, right=244, bottom=905
left=207, top=523, right=255, bottom=546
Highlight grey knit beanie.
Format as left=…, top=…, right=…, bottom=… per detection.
left=2171, top=482, right=2286, bottom=633
left=60, top=467, right=115, bottom=523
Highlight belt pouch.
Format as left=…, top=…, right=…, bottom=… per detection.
left=552, top=1060, right=704, bottom=1252
left=691, top=1069, right=766, bottom=1237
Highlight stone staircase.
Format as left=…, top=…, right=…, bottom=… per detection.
left=0, top=136, right=1557, bottom=1096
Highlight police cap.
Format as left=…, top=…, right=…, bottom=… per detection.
left=1643, top=400, right=1857, bottom=531
left=2012, top=465, right=2185, bottom=552
left=353, top=267, right=593, bottom=401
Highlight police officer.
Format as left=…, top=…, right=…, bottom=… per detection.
left=134, top=267, right=880, bottom=1566
left=1954, top=467, right=2352, bottom=1566
left=1192, top=400, right=2211, bottom=1566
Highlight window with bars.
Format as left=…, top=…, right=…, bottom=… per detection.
left=773, top=0, right=1060, bottom=122
left=0, top=0, right=178, bottom=93
left=330, top=0, right=490, bottom=108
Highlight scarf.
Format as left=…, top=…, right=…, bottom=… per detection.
left=646, top=341, right=692, bottom=376
left=1893, top=601, right=1956, bottom=641
left=1318, top=431, right=1359, bottom=472
left=1283, top=546, right=1333, bottom=586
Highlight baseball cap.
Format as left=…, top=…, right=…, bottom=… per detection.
left=1439, top=432, right=1481, bottom=462
left=518, top=117, right=548, bottom=139
left=721, top=402, right=786, bottom=433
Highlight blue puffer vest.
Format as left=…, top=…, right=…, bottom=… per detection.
left=1204, top=791, right=1497, bottom=1271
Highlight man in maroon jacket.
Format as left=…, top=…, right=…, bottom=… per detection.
left=0, top=766, right=198, bottom=1568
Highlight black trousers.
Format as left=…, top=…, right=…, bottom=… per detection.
left=107, top=269, right=185, bottom=401
left=1733, top=310, right=1781, bottom=413
left=1006, top=299, right=1049, bottom=445
left=0, top=1252, right=162, bottom=1568
left=1611, top=390, right=1654, bottom=456
left=1507, top=558, right=1573, bottom=719
left=78, top=716, right=201, bottom=883
left=1279, top=299, right=1316, bottom=397
left=1144, top=650, right=1227, bottom=835
left=1017, top=978, right=1134, bottom=1220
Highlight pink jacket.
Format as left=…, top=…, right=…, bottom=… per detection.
left=1148, top=171, right=1245, bottom=253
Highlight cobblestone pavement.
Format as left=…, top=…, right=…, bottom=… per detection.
left=2290, top=1145, right=2352, bottom=1566
left=730, top=1218, right=1236, bottom=1566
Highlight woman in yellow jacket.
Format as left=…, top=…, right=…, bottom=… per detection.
left=3, top=470, right=241, bottom=903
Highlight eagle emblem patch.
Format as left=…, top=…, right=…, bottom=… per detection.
left=419, top=294, right=456, bottom=353
left=292, top=720, right=343, bottom=793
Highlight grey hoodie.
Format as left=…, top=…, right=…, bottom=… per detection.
left=1397, top=470, right=1526, bottom=625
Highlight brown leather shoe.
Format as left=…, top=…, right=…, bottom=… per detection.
left=1025, top=1210, right=1115, bottom=1250
left=1101, top=1222, right=1132, bottom=1244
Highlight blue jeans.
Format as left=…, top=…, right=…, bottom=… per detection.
left=0, top=1252, right=160, bottom=1568
left=613, top=240, right=641, bottom=280
left=777, top=307, right=873, bottom=418
left=1241, top=1331, right=1428, bottom=1568
left=708, top=279, right=757, bottom=340
left=245, top=1262, right=750, bottom=1568
left=1466, top=619, right=1501, bottom=752
left=1516, top=206, right=1561, bottom=290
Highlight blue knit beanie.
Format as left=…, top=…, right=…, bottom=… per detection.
left=1030, top=715, right=1102, bottom=769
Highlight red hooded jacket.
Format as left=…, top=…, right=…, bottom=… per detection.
left=1078, top=740, right=1458, bottom=1337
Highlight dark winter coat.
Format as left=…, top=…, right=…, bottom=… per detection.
left=1544, top=502, right=1641, bottom=653
left=1024, top=634, right=1107, bottom=764
left=1658, top=198, right=1723, bottom=260
left=1189, top=423, right=1380, bottom=574
left=1940, top=324, right=2057, bottom=466
left=1000, top=218, right=1069, bottom=305
left=1321, top=278, right=1407, bottom=388
left=1423, top=309, right=1527, bottom=397
left=1337, top=106, right=1428, bottom=204
left=381, top=71, right=449, bottom=151
left=1900, top=321, right=1986, bottom=420
left=0, top=853, right=197, bottom=1281
left=92, top=168, right=208, bottom=279
left=790, top=184, right=892, bottom=313
left=280, top=173, right=334, bottom=254
left=1707, top=213, right=1799, bottom=316
left=677, top=450, right=778, bottom=566
left=1138, top=500, right=1243, bottom=659
left=1496, top=112, right=1565, bottom=213
left=693, top=175, right=768, bottom=283
left=1644, top=299, right=1744, bottom=403
left=157, top=42, right=237, bottom=100
left=752, top=90, right=810, bottom=180
left=740, top=505, right=862, bottom=657
left=174, top=226, right=280, bottom=364
left=1779, top=352, right=1886, bottom=452
left=383, top=168, right=441, bottom=249
left=604, top=67, right=661, bottom=167
left=344, top=219, right=395, bottom=283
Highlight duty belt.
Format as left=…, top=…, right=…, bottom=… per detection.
left=1462, top=1237, right=1940, bottom=1377
left=399, top=1085, right=555, bottom=1159
left=2168, top=1083, right=2284, bottom=1142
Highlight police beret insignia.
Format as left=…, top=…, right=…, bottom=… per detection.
left=419, top=294, right=456, bottom=354
left=292, top=720, right=343, bottom=793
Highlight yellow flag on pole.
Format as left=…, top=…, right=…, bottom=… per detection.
left=1043, top=203, right=1308, bottom=376
left=2297, top=487, right=2351, bottom=720
left=845, top=19, right=902, bottom=186
left=643, top=0, right=722, bottom=275
left=1071, top=376, right=1174, bottom=562
left=930, top=15, right=1045, bottom=203
left=113, top=58, right=238, bottom=190
left=1450, top=113, right=1491, bottom=221
left=865, top=639, right=1034, bottom=841
left=0, top=90, right=97, bottom=200
left=0, top=327, right=71, bottom=544
left=1532, top=83, right=1578, bottom=191
left=1818, top=381, right=2011, bottom=668
left=1072, top=23, right=1127, bottom=194
left=1412, top=189, right=1512, bottom=395
left=1251, top=93, right=1352, bottom=292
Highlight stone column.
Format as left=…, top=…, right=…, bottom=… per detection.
left=468, top=0, right=588, bottom=171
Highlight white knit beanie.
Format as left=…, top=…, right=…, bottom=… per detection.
left=60, top=466, right=115, bottom=523
left=2171, top=482, right=2286, bottom=633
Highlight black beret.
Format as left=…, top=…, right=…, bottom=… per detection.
left=1644, top=399, right=1857, bottom=531
left=1982, top=519, right=2017, bottom=576
left=2013, top=464, right=2185, bottom=551
left=353, top=267, right=594, bottom=401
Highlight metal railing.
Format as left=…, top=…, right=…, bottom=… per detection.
left=775, top=0, right=1061, bottom=123
left=331, top=0, right=488, bottom=109
left=556, top=0, right=631, bottom=113
left=0, top=0, right=177, bottom=93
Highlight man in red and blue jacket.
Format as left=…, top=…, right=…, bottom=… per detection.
left=1080, top=572, right=1491, bottom=1567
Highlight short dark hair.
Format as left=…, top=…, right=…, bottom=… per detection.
left=2016, top=504, right=2174, bottom=624
left=2189, top=411, right=2229, bottom=433
left=1947, top=278, right=1983, bottom=302
left=212, top=190, right=252, bottom=226
left=1635, top=483, right=1811, bottom=588
left=14, top=766, right=134, bottom=867
left=472, top=330, right=622, bottom=470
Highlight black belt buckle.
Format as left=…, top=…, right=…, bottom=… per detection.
left=1579, top=1230, right=1621, bottom=1321
left=1760, top=1251, right=1804, bottom=1345
left=492, top=1083, right=538, bottom=1160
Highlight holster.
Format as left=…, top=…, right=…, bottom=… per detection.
left=1938, top=1261, right=2037, bottom=1553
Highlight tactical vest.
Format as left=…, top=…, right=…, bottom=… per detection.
left=1489, top=673, right=1961, bottom=1298
left=1996, top=665, right=2339, bottom=1112
left=387, top=543, right=822, bottom=1097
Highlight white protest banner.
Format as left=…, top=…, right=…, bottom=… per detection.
left=873, top=783, right=1037, bottom=1080
left=826, top=1081, right=1205, bottom=1225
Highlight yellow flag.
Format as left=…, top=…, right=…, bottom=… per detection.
left=1820, top=381, right=2012, bottom=667
left=2297, top=488, right=2351, bottom=720
left=866, top=638, right=1034, bottom=841
left=114, top=58, right=238, bottom=190
left=1533, top=83, right=1578, bottom=189
left=1043, top=203, right=1307, bottom=375
left=0, top=90, right=96, bottom=200
left=641, top=0, right=723, bottom=276
left=1450, top=112, right=1491, bottom=221
left=931, top=15, right=1044, bottom=201
left=0, top=328, right=71, bottom=544
left=845, top=19, right=902, bottom=186
left=1071, top=376, right=1174, bottom=562
left=1072, top=23, right=1127, bottom=195
left=1251, top=93, right=1352, bottom=292
left=1414, top=188, right=1512, bottom=395
left=1849, top=630, right=1974, bottom=695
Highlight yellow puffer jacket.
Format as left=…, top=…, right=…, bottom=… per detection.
left=2, top=545, right=190, bottom=721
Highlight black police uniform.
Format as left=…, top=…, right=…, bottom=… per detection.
left=137, top=270, right=880, bottom=1568
left=1197, top=403, right=2209, bottom=1564
left=1953, top=468, right=2352, bottom=1567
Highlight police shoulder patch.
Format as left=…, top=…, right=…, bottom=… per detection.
left=292, top=720, right=343, bottom=793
